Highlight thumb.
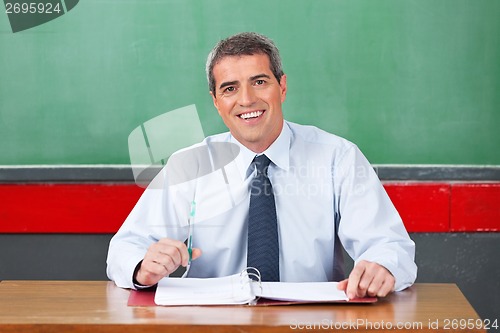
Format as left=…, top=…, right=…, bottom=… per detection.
left=191, top=248, right=202, bottom=260
left=337, top=278, right=348, bottom=291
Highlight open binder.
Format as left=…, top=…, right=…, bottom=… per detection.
left=152, top=268, right=376, bottom=306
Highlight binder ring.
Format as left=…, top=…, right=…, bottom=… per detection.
left=240, top=267, right=262, bottom=305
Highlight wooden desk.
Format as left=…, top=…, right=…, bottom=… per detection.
left=0, top=281, right=487, bottom=332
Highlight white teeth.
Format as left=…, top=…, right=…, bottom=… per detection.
left=239, top=111, right=263, bottom=119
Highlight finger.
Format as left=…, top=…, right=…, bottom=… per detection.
left=346, top=263, right=366, bottom=299
left=365, top=263, right=393, bottom=297
left=376, top=274, right=395, bottom=297
left=359, top=262, right=395, bottom=298
left=154, top=252, right=179, bottom=273
left=142, top=250, right=173, bottom=277
left=156, top=246, right=183, bottom=268
left=375, top=281, right=393, bottom=298
left=144, top=239, right=185, bottom=273
left=356, top=268, right=375, bottom=298
left=141, top=258, right=169, bottom=276
left=366, top=272, right=385, bottom=297
left=156, top=238, right=190, bottom=267
left=135, top=260, right=168, bottom=286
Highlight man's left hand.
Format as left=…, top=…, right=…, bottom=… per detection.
left=337, top=260, right=395, bottom=299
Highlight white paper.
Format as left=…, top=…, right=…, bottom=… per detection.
left=155, top=274, right=254, bottom=306
left=255, top=281, right=348, bottom=302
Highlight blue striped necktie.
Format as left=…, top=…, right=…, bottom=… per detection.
left=247, top=154, right=280, bottom=282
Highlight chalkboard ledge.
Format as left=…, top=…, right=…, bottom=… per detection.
left=0, top=164, right=499, bottom=182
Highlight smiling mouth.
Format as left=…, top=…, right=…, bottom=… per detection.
left=238, top=110, right=264, bottom=120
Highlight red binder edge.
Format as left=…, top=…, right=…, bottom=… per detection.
left=127, top=289, right=377, bottom=307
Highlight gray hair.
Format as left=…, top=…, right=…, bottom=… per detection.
left=206, top=32, right=284, bottom=95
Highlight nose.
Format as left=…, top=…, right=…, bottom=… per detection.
left=238, top=84, right=257, bottom=107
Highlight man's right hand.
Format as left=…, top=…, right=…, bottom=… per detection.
left=134, top=238, right=202, bottom=286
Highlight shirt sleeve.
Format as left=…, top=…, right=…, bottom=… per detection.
left=106, top=170, right=189, bottom=289
left=334, top=145, right=417, bottom=291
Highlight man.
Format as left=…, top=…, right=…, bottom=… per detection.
left=107, top=32, right=417, bottom=299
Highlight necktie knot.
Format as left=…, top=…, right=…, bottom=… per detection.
left=253, top=154, right=271, bottom=176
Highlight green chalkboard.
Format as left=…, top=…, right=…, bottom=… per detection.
left=1, top=0, right=499, bottom=165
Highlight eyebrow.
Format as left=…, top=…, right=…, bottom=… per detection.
left=218, top=74, right=272, bottom=91
left=250, top=73, right=271, bottom=81
left=219, top=80, right=238, bottom=91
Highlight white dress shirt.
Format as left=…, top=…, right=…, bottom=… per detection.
left=106, top=121, right=417, bottom=290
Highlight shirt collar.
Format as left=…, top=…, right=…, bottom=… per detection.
left=231, top=121, right=291, bottom=179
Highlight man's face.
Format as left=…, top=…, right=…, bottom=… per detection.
left=210, top=53, right=287, bottom=153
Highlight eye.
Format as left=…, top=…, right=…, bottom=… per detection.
left=220, top=86, right=236, bottom=96
left=255, top=79, right=265, bottom=85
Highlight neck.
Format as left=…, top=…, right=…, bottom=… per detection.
left=244, top=120, right=284, bottom=153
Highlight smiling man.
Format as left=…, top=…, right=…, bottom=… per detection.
left=107, top=32, right=417, bottom=299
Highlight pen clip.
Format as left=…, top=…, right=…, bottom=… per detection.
left=190, top=200, right=196, bottom=217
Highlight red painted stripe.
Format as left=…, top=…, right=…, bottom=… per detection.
left=450, top=183, right=500, bottom=232
left=0, top=183, right=498, bottom=233
left=384, top=183, right=450, bottom=232
left=0, top=184, right=144, bottom=233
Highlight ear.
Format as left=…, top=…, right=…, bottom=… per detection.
left=279, top=74, right=288, bottom=103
